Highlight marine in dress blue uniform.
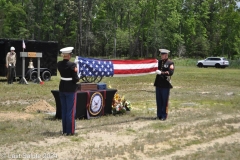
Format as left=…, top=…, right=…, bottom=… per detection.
left=154, top=49, right=174, bottom=121
left=57, top=47, right=80, bottom=135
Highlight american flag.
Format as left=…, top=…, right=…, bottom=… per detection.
left=75, top=56, right=158, bottom=77
left=22, top=40, right=26, bottom=49
left=111, top=59, right=158, bottom=77
left=75, top=56, right=114, bottom=77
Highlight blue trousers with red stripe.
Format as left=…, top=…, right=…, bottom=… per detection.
left=59, top=92, right=76, bottom=134
left=155, top=87, right=170, bottom=119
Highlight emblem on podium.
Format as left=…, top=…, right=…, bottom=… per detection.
left=88, top=92, right=103, bottom=116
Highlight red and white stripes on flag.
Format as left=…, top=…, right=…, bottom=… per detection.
left=75, top=57, right=158, bottom=77
left=22, top=40, right=26, bottom=49
left=111, top=59, right=158, bottom=77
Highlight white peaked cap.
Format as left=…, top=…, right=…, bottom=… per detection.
left=159, top=49, right=170, bottom=54
left=60, top=47, right=74, bottom=54
left=10, top=46, right=15, bottom=50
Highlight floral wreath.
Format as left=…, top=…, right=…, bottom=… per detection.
left=112, top=92, right=131, bottom=115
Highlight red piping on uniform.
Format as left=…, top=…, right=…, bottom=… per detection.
left=72, top=93, right=77, bottom=133
left=166, top=95, right=169, bottom=119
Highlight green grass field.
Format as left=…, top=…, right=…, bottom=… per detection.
left=0, top=60, right=239, bottom=159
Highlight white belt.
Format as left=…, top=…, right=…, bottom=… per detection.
left=61, top=77, right=72, bottom=81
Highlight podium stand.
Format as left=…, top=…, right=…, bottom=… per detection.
left=51, top=89, right=117, bottom=119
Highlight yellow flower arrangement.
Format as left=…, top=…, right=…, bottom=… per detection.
left=112, top=92, right=131, bottom=115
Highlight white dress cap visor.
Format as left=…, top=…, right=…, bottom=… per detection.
left=60, top=47, right=74, bottom=54
left=159, top=49, right=170, bottom=54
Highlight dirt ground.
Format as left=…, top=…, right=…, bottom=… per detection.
left=0, top=100, right=55, bottom=121
left=0, top=100, right=239, bottom=160
left=0, top=112, right=34, bottom=121
left=24, top=100, right=56, bottom=113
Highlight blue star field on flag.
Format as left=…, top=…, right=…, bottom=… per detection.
left=77, top=57, right=114, bottom=77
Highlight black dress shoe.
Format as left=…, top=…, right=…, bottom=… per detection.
left=153, top=117, right=162, bottom=120
left=160, top=118, right=166, bottom=121
left=66, top=133, right=75, bottom=136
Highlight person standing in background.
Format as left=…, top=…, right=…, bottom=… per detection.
left=154, top=49, right=175, bottom=121
left=6, top=46, right=16, bottom=84
left=57, top=47, right=80, bottom=136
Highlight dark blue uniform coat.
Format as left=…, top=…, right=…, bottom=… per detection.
left=154, top=58, right=174, bottom=120
left=57, top=59, right=80, bottom=134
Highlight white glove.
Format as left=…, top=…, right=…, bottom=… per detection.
left=156, top=70, right=161, bottom=75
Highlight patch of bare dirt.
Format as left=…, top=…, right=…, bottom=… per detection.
left=0, top=111, right=239, bottom=160
left=159, top=132, right=240, bottom=160
left=0, top=112, right=34, bottom=121
left=24, top=100, right=56, bottom=113
left=0, top=100, right=55, bottom=121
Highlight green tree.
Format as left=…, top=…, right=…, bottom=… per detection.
left=1, top=0, right=240, bottom=59
left=2, top=2, right=27, bottom=38
left=220, top=3, right=240, bottom=59
left=181, top=0, right=210, bottom=58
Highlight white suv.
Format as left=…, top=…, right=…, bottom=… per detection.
left=197, top=57, right=229, bottom=68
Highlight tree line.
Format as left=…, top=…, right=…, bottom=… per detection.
left=0, top=0, right=240, bottom=59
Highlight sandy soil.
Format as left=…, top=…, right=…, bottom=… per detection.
left=0, top=100, right=239, bottom=160
left=0, top=112, right=34, bottom=121
left=0, top=100, right=55, bottom=121
left=24, top=100, right=56, bottom=113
